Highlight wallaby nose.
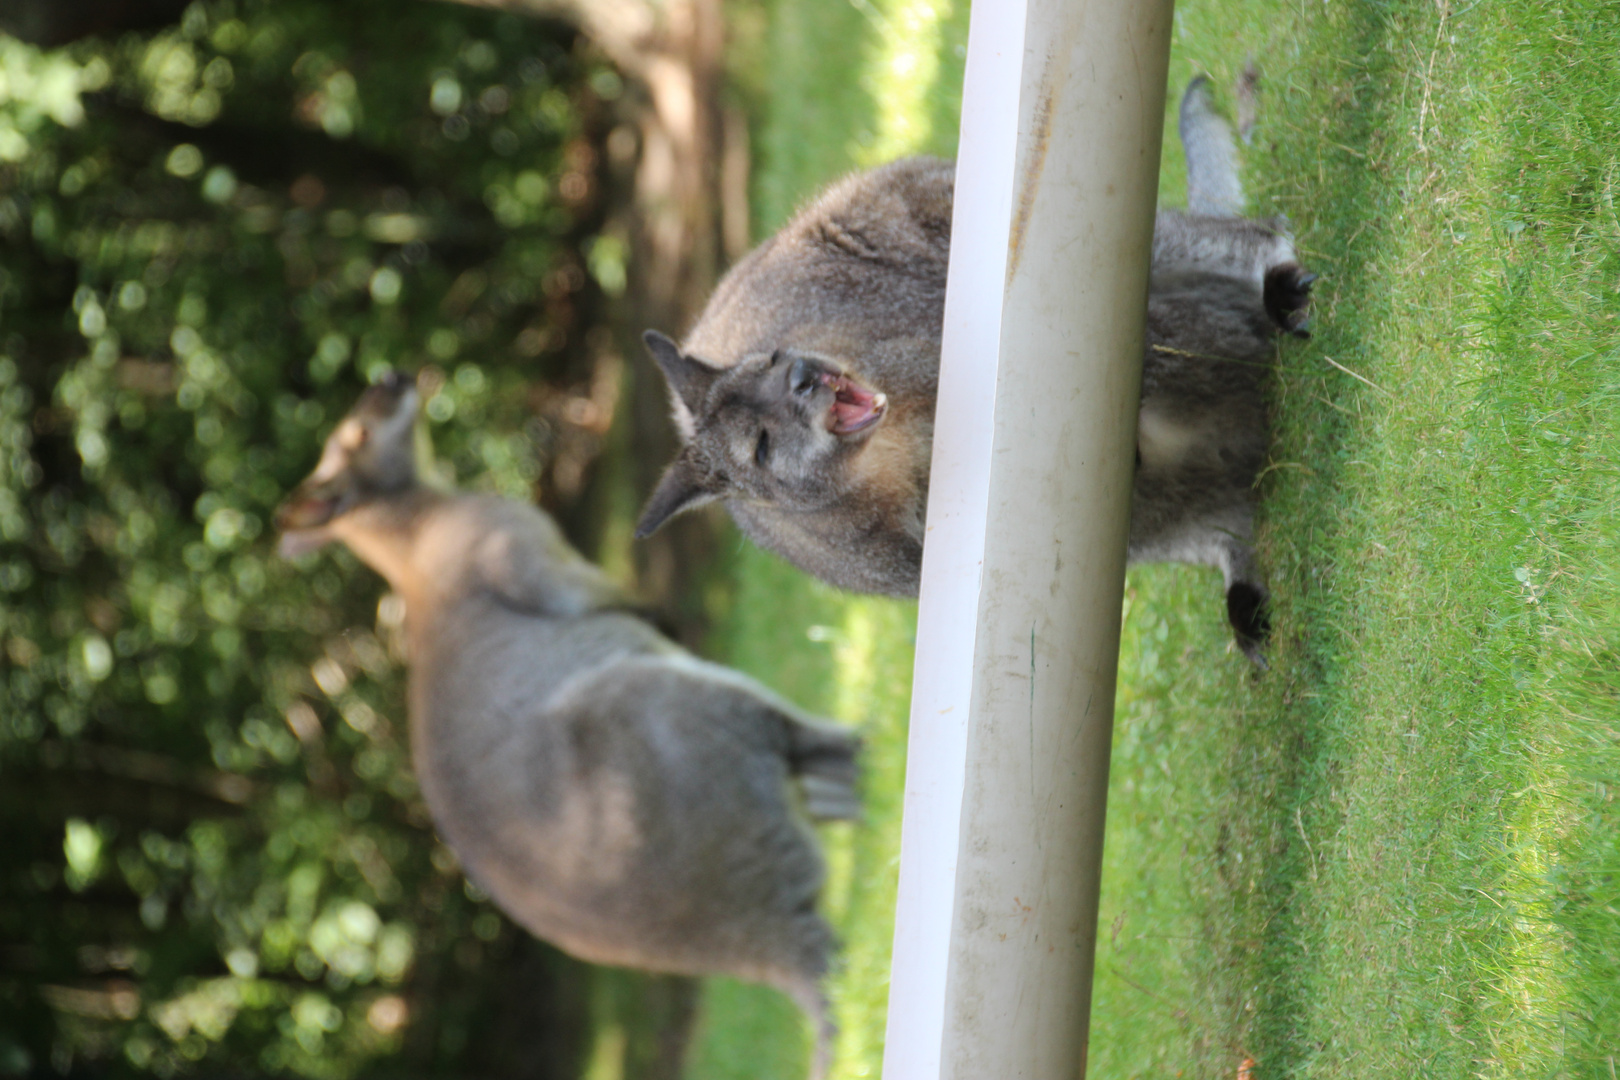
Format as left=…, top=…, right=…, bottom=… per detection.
left=788, top=356, right=820, bottom=397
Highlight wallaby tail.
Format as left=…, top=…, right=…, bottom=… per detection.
left=788, top=720, right=861, bottom=822
left=780, top=971, right=838, bottom=1080
left=1180, top=75, right=1244, bottom=217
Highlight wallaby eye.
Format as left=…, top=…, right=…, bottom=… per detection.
left=754, top=429, right=770, bottom=467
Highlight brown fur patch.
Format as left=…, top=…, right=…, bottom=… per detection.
left=846, top=417, right=928, bottom=539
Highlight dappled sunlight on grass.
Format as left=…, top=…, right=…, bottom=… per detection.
left=823, top=597, right=915, bottom=1079
left=848, top=0, right=954, bottom=166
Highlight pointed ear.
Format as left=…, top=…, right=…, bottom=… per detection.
left=642, top=330, right=720, bottom=433
left=635, top=453, right=721, bottom=539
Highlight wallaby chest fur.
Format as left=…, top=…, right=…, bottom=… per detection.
left=680, top=158, right=953, bottom=594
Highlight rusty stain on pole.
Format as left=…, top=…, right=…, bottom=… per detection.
left=1005, top=64, right=1058, bottom=280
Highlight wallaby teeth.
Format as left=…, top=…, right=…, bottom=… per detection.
left=873, top=393, right=888, bottom=408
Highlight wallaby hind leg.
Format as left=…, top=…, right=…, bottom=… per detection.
left=1180, top=75, right=1244, bottom=216
left=1152, top=211, right=1300, bottom=289
left=1163, top=74, right=1316, bottom=300
left=778, top=969, right=837, bottom=1080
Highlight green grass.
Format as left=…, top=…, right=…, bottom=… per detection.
left=688, top=0, right=1620, bottom=1077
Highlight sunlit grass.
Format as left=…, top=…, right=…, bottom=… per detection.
left=846, top=0, right=955, bottom=166
left=697, top=0, right=1620, bottom=1078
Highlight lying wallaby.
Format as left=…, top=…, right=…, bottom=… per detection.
left=276, top=373, right=859, bottom=1078
left=635, top=77, right=1312, bottom=664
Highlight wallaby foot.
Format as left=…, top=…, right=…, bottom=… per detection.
left=799, top=773, right=861, bottom=821
left=809, top=1019, right=834, bottom=1080
left=1226, top=581, right=1271, bottom=669
left=788, top=719, right=861, bottom=822
left=1264, top=262, right=1316, bottom=339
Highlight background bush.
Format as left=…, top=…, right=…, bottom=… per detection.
left=0, top=1, right=634, bottom=1074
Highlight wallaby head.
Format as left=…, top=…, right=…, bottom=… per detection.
left=276, top=370, right=419, bottom=556
left=635, top=330, right=889, bottom=539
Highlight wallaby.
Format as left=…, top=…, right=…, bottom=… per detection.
left=635, top=77, right=1313, bottom=664
left=276, top=373, right=860, bottom=1078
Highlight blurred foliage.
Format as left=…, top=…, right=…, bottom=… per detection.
left=0, top=0, right=639, bottom=1075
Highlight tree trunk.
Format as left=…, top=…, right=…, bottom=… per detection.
left=441, top=0, right=733, bottom=644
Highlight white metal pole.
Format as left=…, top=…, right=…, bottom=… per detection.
left=882, top=0, right=1174, bottom=1075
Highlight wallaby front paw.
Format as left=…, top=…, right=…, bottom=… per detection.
left=1264, top=262, right=1316, bottom=339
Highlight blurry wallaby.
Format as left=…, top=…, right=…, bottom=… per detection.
left=636, top=76, right=1313, bottom=664
left=277, top=373, right=859, bottom=1078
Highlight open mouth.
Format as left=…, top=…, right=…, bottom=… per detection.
left=276, top=493, right=339, bottom=532
left=822, top=373, right=888, bottom=435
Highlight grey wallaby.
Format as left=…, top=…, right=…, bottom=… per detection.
left=276, top=374, right=860, bottom=1078
left=636, top=77, right=1314, bottom=665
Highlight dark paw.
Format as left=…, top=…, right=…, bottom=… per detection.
left=1226, top=582, right=1272, bottom=669
left=1264, top=262, right=1316, bottom=339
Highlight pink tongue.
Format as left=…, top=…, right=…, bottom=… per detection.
left=829, top=384, right=880, bottom=432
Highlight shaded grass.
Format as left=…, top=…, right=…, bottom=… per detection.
left=690, top=0, right=1620, bottom=1077
left=1240, top=2, right=1619, bottom=1075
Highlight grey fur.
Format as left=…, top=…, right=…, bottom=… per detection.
left=638, top=78, right=1313, bottom=664
left=1181, top=75, right=1245, bottom=216
left=278, top=374, right=858, bottom=1078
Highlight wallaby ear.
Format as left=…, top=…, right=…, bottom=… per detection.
left=642, top=330, right=720, bottom=434
left=635, top=452, right=720, bottom=539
